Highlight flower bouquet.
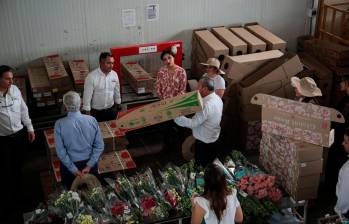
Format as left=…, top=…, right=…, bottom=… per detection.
left=131, top=168, right=171, bottom=221
left=50, top=191, right=83, bottom=223
left=114, top=174, right=139, bottom=208
left=74, top=214, right=97, bottom=224
left=105, top=190, right=141, bottom=224
left=237, top=175, right=282, bottom=202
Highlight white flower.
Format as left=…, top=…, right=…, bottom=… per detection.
left=66, top=212, right=73, bottom=219
left=35, top=209, right=44, bottom=215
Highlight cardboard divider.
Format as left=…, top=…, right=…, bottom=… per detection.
left=245, top=24, right=287, bottom=51
left=230, top=27, right=266, bottom=53
left=211, top=27, right=247, bottom=56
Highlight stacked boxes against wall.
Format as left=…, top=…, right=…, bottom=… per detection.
left=43, top=55, right=74, bottom=106
left=252, top=94, right=344, bottom=200
left=68, top=59, right=89, bottom=96
left=27, top=67, right=55, bottom=107
left=43, top=121, right=132, bottom=182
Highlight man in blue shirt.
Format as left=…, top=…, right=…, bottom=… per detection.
left=54, top=91, right=104, bottom=189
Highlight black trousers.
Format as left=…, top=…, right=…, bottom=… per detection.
left=60, top=160, right=99, bottom=190
left=0, top=129, right=27, bottom=224
left=91, top=104, right=118, bottom=122
left=195, top=139, right=219, bottom=167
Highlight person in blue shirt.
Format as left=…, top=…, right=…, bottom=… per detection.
left=54, top=91, right=104, bottom=189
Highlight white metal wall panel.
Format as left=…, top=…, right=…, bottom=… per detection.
left=0, top=0, right=308, bottom=72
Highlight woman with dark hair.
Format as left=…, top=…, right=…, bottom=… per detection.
left=334, top=128, right=349, bottom=219
left=156, top=47, right=187, bottom=100
left=191, top=163, right=243, bottom=224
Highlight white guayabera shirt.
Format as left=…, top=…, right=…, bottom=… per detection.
left=335, top=157, right=349, bottom=215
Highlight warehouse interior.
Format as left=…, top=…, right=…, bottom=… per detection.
left=1, top=0, right=349, bottom=223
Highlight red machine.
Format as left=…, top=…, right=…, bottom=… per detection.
left=110, top=40, right=183, bottom=84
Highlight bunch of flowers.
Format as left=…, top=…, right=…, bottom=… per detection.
left=84, top=187, right=107, bottom=215
left=114, top=175, right=139, bottom=207
left=105, top=191, right=141, bottom=224
left=74, top=214, right=96, bottom=224
left=238, top=175, right=282, bottom=202
left=52, top=191, right=83, bottom=222
left=131, top=168, right=171, bottom=220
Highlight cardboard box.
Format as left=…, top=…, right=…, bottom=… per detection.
left=122, top=62, right=154, bottom=94
left=221, top=50, right=283, bottom=81
left=98, top=150, right=136, bottom=174
left=297, top=53, right=333, bottom=106
left=35, top=96, right=56, bottom=107
left=116, top=91, right=203, bottom=132
left=51, top=156, right=61, bottom=183
left=260, top=133, right=323, bottom=200
left=27, top=67, right=52, bottom=98
left=68, top=60, right=89, bottom=86
left=44, top=121, right=127, bottom=157
left=294, top=186, right=319, bottom=201
left=252, top=94, right=345, bottom=147
left=194, top=30, right=229, bottom=58
left=239, top=120, right=261, bottom=151
left=211, top=27, right=247, bottom=55
left=43, top=54, right=73, bottom=93
left=230, top=27, right=266, bottom=53
left=13, top=76, right=27, bottom=103
left=245, top=24, right=287, bottom=51
left=238, top=53, right=302, bottom=105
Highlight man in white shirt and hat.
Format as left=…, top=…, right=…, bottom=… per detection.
left=0, top=65, right=35, bottom=223
left=174, top=77, right=223, bottom=167
left=83, top=52, right=121, bottom=122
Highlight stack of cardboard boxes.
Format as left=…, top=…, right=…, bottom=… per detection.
left=252, top=94, right=344, bottom=200
left=68, top=59, right=89, bottom=96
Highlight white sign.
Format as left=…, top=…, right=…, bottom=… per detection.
left=139, top=45, right=157, bottom=54
left=146, top=4, right=159, bottom=21
left=122, top=9, right=136, bottom=27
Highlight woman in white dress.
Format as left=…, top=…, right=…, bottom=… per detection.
left=191, top=163, right=243, bottom=224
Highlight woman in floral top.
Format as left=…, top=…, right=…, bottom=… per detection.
left=156, top=48, right=187, bottom=100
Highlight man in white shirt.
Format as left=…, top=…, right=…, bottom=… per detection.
left=335, top=128, right=349, bottom=219
left=0, top=65, right=35, bottom=223
left=174, top=77, right=223, bottom=167
left=83, top=52, right=121, bottom=122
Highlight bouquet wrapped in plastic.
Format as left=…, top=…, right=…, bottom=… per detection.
left=131, top=168, right=171, bottom=221
left=114, top=174, right=139, bottom=208
left=49, top=191, right=83, bottom=223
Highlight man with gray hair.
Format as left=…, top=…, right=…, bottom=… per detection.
left=174, top=77, right=223, bottom=167
left=54, top=91, right=104, bottom=189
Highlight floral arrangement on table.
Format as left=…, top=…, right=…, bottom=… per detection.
left=74, top=214, right=96, bottom=224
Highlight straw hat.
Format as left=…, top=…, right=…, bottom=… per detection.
left=200, top=58, right=225, bottom=74
left=291, top=77, right=322, bottom=97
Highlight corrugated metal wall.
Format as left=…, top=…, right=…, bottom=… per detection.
left=0, top=0, right=309, bottom=73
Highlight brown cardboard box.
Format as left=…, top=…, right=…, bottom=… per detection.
left=13, top=76, right=27, bottom=103
left=98, top=150, right=136, bottom=174
left=294, top=186, right=319, bottom=201
left=116, top=91, right=203, bottom=133
left=35, top=96, right=56, bottom=107
left=122, top=62, right=154, bottom=94
left=252, top=94, right=345, bottom=147
left=239, top=119, right=261, bottom=151
left=221, top=50, right=283, bottom=81
left=297, top=174, right=321, bottom=189
left=68, top=60, right=89, bottom=86
left=194, top=30, right=229, bottom=58
left=211, top=27, right=247, bottom=55
left=43, top=54, right=73, bottom=93
left=245, top=24, right=287, bottom=51
left=299, top=159, right=323, bottom=176
left=230, top=27, right=266, bottom=53
left=298, top=53, right=333, bottom=106
left=238, top=53, right=302, bottom=105
left=27, top=67, right=52, bottom=98
left=304, top=39, right=349, bottom=71
left=239, top=103, right=261, bottom=121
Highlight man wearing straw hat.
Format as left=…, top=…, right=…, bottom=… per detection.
left=54, top=91, right=104, bottom=189
left=200, top=58, right=226, bottom=98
